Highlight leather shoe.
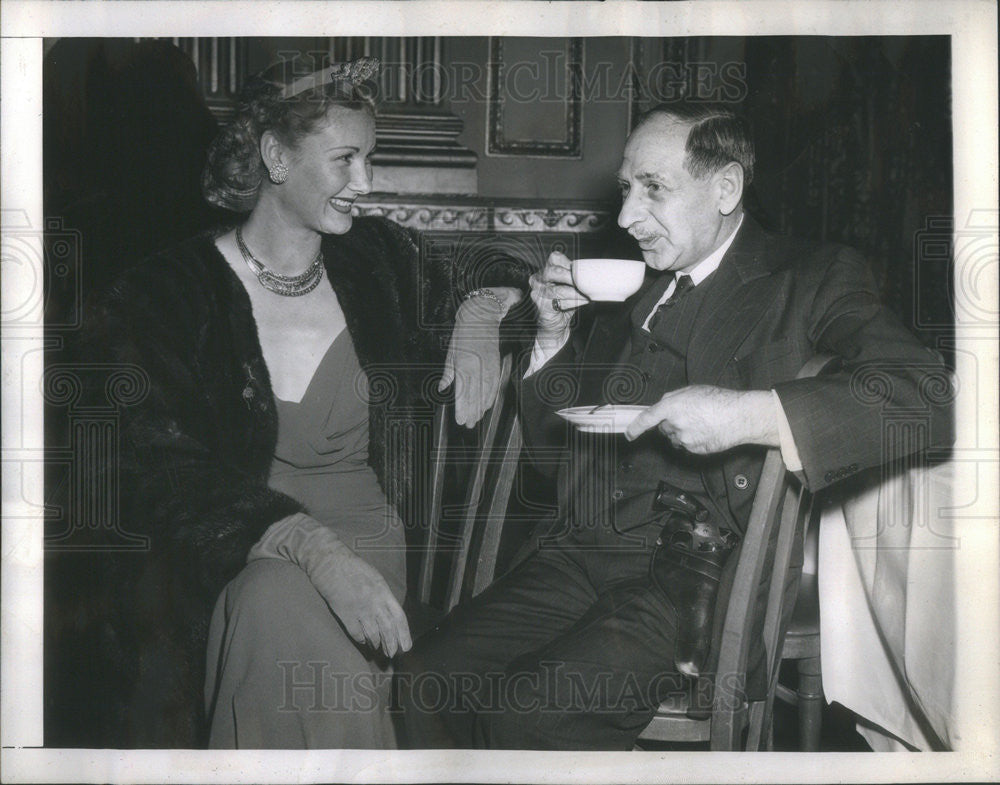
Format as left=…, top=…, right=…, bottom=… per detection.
left=650, top=520, right=738, bottom=678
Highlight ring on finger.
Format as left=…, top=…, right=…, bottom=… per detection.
left=552, top=297, right=563, bottom=312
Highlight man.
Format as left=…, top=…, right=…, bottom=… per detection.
left=397, top=102, right=952, bottom=750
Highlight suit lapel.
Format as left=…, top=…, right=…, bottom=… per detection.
left=687, top=217, right=782, bottom=385
left=580, top=270, right=667, bottom=367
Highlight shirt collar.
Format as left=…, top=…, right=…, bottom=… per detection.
left=680, top=212, right=744, bottom=286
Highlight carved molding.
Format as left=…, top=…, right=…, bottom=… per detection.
left=355, top=195, right=613, bottom=233
left=487, top=37, right=583, bottom=158
left=492, top=206, right=611, bottom=233
left=355, top=203, right=490, bottom=233
left=372, top=110, right=478, bottom=170
left=176, top=36, right=448, bottom=123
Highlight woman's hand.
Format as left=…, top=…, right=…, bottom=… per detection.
left=309, top=547, right=412, bottom=657
left=439, top=287, right=523, bottom=428
left=249, top=514, right=411, bottom=657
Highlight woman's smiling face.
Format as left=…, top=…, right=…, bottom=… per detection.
left=273, top=105, right=375, bottom=235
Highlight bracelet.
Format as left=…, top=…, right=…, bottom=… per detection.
left=464, top=288, right=507, bottom=317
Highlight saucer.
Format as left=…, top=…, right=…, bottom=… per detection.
left=556, top=405, right=646, bottom=433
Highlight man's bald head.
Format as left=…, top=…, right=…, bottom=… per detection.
left=632, top=102, right=755, bottom=186
left=617, top=103, right=749, bottom=272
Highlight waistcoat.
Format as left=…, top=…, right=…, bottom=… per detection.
left=565, top=270, right=729, bottom=537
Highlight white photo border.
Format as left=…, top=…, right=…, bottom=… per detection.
left=2, top=1, right=998, bottom=782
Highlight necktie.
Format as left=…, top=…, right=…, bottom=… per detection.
left=647, top=274, right=694, bottom=332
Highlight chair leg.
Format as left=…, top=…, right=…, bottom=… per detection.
left=796, top=654, right=823, bottom=751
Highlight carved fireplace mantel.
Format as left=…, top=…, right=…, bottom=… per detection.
left=354, top=194, right=616, bottom=234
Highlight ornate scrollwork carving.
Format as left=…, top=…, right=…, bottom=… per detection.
left=358, top=198, right=612, bottom=233
left=493, top=207, right=612, bottom=233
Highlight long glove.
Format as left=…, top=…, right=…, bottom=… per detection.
left=439, top=287, right=523, bottom=427
left=248, top=513, right=412, bottom=657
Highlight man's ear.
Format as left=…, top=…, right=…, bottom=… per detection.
left=715, top=161, right=744, bottom=216
left=259, top=130, right=287, bottom=173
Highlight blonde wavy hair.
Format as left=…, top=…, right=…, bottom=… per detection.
left=202, top=58, right=378, bottom=213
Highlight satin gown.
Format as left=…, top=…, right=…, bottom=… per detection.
left=204, top=329, right=407, bottom=748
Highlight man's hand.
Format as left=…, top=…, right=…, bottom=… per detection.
left=529, top=251, right=589, bottom=351
left=439, top=287, right=522, bottom=428
left=625, top=385, right=779, bottom=453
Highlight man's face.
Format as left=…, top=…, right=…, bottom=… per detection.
left=616, top=116, right=730, bottom=273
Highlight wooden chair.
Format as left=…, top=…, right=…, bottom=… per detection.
left=636, top=355, right=834, bottom=751
left=411, top=353, right=831, bottom=750
left=775, top=513, right=823, bottom=750
left=412, top=353, right=522, bottom=625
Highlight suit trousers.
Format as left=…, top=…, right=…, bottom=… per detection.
left=396, top=519, right=687, bottom=750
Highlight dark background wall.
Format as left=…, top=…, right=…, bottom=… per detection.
left=43, top=35, right=953, bottom=353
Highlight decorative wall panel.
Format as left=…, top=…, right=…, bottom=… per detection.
left=487, top=37, right=583, bottom=158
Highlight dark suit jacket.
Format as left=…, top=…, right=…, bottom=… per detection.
left=514, top=216, right=953, bottom=696
left=520, top=215, right=953, bottom=534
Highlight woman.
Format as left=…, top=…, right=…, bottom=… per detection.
left=65, top=57, right=526, bottom=748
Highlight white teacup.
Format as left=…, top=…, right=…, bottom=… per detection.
left=572, top=258, right=647, bottom=301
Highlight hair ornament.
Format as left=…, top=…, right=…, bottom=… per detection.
left=278, top=56, right=380, bottom=99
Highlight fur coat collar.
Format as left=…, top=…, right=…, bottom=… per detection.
left=51, top=217, right=459, bottom=747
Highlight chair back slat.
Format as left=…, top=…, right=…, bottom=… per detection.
left=636, top=354, right=834, bottom=750
left=743, top=481, right=810, bottom=750
left=443, top=355, right=513, bottom=611
left=708, top=354, right=835, bottom=750
left=417, top=353, right=518, bottom=614
left=417, top=401, right=450, bottom=605
left=708, top=447, right=790, bottom=749
left=469, top=415, right=523, bottom=599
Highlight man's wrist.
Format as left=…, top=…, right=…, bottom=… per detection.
left=526, top=328, right=571, bottom=377
left=736, top=390, right=781, bottom=447
left=770, top=390, right=804, bottom=470
left=535, top=325, right=572, bottom=357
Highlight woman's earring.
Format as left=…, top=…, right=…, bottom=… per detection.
left=268, top=162, right=289, bottom=184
